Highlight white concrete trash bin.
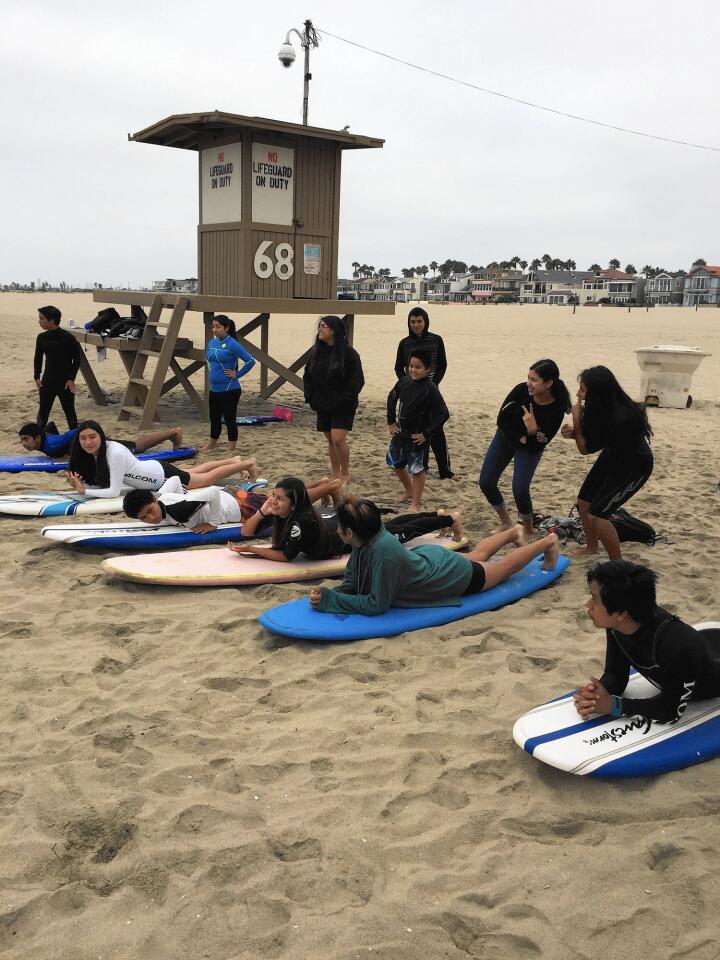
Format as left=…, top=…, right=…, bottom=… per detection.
left=635, top=344, right=711, bottom=409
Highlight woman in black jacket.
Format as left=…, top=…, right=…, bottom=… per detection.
left=479, top=359, right=571, bottom=534
left=303, top=316, right=364, bottom=483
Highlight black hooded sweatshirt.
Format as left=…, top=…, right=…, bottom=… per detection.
left=387, top=374, right=448, bottom=438
left=394, top=316, right=447, bottom=384
left=303, top=341, right=365, bottom=412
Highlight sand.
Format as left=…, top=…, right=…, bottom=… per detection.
left=0, top=293, right=719, bottom=960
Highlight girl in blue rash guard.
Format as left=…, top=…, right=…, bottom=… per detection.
left=18, top=422, right=184, bottom=459
left=205, top=315, right=256, bottom=451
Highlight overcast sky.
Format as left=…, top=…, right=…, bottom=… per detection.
left=2, top=0, right=719, bottom=286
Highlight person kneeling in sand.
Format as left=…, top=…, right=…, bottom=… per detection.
left=575, top=560, right=720, bottom=723
left=309, top=496, right=559, bottom=616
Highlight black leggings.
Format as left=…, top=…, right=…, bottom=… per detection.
left=209, top=389, right=241, bottom=441
left=384, top=511, right=453, bottom=544
left=37, top=381, right=78, bottom=430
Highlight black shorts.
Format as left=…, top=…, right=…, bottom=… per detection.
left=462, top=560, right=487, bottom=595
left=578, top=450, right=653, bottom=519
left=316, top=408, right=356, bottom=433
left=161, top=461, right=191, bottom=486
left=111, top=438, right=138, bottom=453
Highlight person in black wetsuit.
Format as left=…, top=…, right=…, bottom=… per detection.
left=394, top=307, right=455, bottom=479
left=387, top=349, right=449, bottom=511
left=228, top=477, right=466, bottom=563
left=303, top=316, right=364, bottom=484
left=575, top=560, right=720, bottom=723
left=479, top=359, right=571, bottom=535
left=33, top=306, right=82, bottom=429
left=561, top=365, right=653, bottom=560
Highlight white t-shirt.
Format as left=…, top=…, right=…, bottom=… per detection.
left=84, top=441, right=167, bottom=498
left=157, top=476, right=242, bottom=527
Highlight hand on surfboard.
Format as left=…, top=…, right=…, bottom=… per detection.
left=574, top=676, right=612, bottom=719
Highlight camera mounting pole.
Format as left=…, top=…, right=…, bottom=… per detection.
left=279, top=20, right=320, bottom=126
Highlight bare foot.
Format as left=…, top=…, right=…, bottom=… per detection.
left=514, top=523, right=527, bottom=546
left=566, top=544, right=598, bottom=558
left=436, top=508, right=463, bottom=540
left=492, top=522, right=514, bottom=534
left=227, top=442, right=237, bottom=451
left=203, top=440, right=218, bottom=452
left=242, top=457, right=259, bottom=482
left=398, top=494, right=413, bottom=505
left=170, top=427, right=183, bottom=449
left=541, top=533, right=561, bottom=571
left=409, top=501, right=421, bottom=513
left=447, top=472, right=461, bottom=482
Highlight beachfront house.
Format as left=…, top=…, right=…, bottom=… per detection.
left=519, top=269, right=593, bottom=304
left=582, top=269, right=645, bottom=304
left=470, top=268, right=523, bottom=303
left=645, top=272, right=686, bottom=306
left=682, top=266, right=720, bottom=306
left=151, top=277, right=198, bottom=293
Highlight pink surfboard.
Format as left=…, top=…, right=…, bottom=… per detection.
left=101, top=533, right=469, bottom=587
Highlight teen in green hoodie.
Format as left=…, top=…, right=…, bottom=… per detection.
left=310, top=497, right=560, bottom=616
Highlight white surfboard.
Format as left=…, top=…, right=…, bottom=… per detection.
left=101, top=534, right=470, bottom=587
left=0, top=492, right=128, bottom=517
left=513, top=621, right=720, bottom=778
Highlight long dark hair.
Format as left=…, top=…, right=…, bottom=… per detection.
left=271, top=477, right=333, bottom=555
left=68, top=420, right=110, bottom=486
left=306, top=315, right=349, bottom=376
left=530, top=359, right=571, bottom=413
left=336, top=496, right=383, bottom=542
left=579, top=365, right=652, bottom=447
left=213, top=314, right=237, bottom=338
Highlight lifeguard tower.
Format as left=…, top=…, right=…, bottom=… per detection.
left=73, top=111, right=393, bottom=429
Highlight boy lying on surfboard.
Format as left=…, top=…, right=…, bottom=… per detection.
left=575, top=560, right=720, bottom=723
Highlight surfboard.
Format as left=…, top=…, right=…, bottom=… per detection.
left=100, top=534, right=470, bottom=587
left=0, top=479, right=266, bottom=519
left=0, top=447, right=197, bottom=473
left=512, top=622, right=720, bottom=778
left=258, top=554, right=570, bottom=641
left=42, top=518, right=263, bottom=549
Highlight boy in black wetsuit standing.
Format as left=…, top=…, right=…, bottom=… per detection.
left=575, top=560, right=720, bottom=724
left=33, top=305, right=81, bottom=429
left=394, top=307, right=455, bottom=479
left=387, top=349, right=449, bottom=511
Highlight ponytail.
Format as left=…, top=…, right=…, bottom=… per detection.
left=530, top=358, right=571, bottom=413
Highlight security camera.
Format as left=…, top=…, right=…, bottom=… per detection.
left=278, top=42, right=296, bottom=68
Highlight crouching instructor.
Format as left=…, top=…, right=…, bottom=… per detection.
left=33, top=305, right=82, bottom=429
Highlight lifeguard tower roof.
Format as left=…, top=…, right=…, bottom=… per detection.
left=129, top=111, right=384, bottom=151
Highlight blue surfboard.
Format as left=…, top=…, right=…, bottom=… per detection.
left=513, top=622, right=720, bottom=777
left=0, top=447, right=197, bottom=473
left=258, top=555, right=570, bottom=641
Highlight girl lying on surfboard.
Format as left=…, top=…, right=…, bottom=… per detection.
left=65, top=420, right=259, bottom=498
left=308, top=496, right=560, bottom=616
left=227, top=478, right=465, bottom=564
left=123, top=475, right=340, bottom=535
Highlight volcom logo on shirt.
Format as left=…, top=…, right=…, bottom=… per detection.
left=290, top=523, right=301, bottom=540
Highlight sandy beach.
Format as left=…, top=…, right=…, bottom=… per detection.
left=1, top=292, right=719, bottom=960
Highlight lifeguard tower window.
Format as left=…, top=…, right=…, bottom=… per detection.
left=130, top=111, right=384, bottom=300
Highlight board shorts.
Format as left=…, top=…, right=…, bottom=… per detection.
left=386, top=435, right=429, bottom=475
left=316, top=408, right=356, bottom=432
left=579, top=450, right=654, bottom=519
left=462, top=560, right=486, bottom=595
left=161, top=461, right=191, bottom=486
left=112, top=438, right=138, bottom=453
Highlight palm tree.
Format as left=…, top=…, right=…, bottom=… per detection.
left=565, top=259, right=577, bottom=271
left=641, top=264, right=654, bottom=278
left=625, top=264, right=637, bottom=275
left=351, top=261, right=361, bottom=278
left=608, top=258, right=621, bottom=270
left=429, top=261, right=438, bottom=277
left=519, top=260, right=528, bottom=270
left=530, top=258, right=541, bottom=272
left=541, top=254, right=552, bottom=267
left=419, top=265, right=429, bottom=277
left=589, top=263, right=602, bottom=273
left=691, top=258, right=707, bottom=268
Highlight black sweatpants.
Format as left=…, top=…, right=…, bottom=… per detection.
left=37, top=380, right=78, bottom=430
left=209, top=389, right=241, bottom=441
left=384, top=511, right=453, bottom=544
left=429, top=425, right=454, bottom=479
